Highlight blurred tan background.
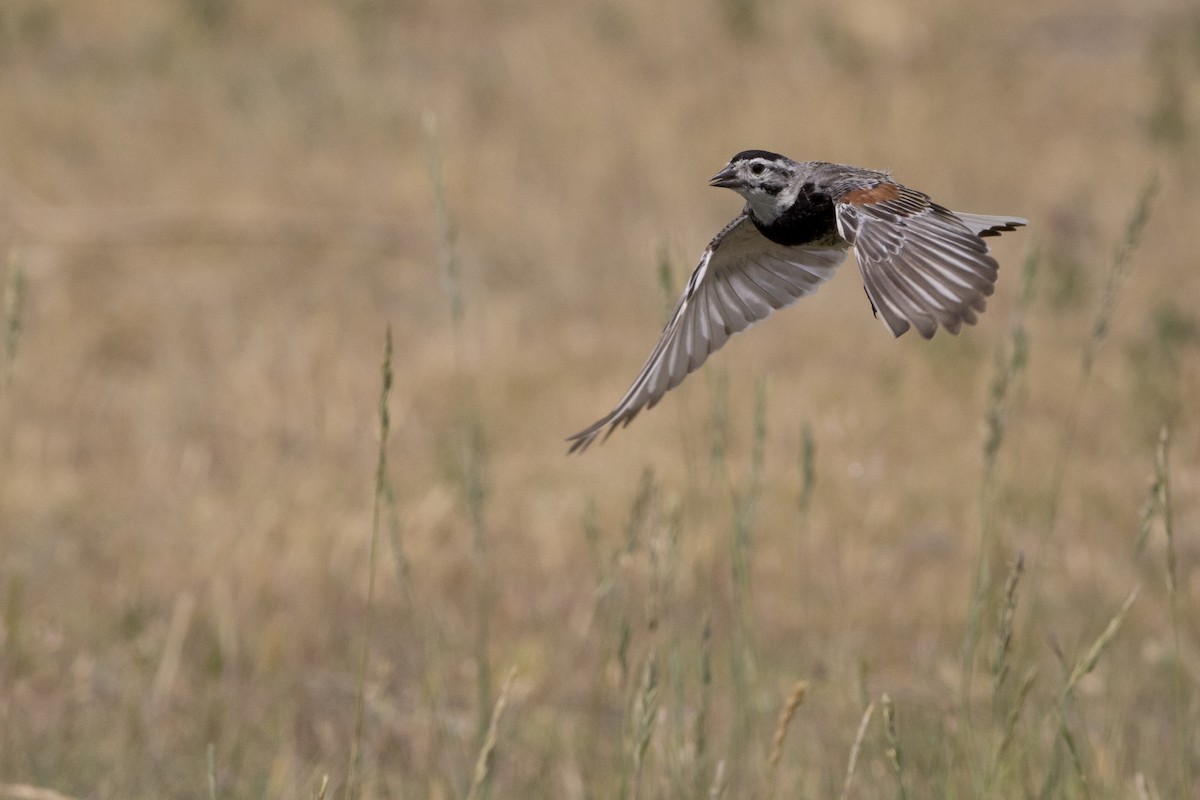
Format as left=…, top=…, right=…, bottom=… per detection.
left=1, top=0, right=1197, bottom=797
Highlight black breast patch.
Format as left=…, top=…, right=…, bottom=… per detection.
left=752, top=186, right=838, bottom=247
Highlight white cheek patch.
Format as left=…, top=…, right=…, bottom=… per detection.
left=745, top=178, right=799, bottom=226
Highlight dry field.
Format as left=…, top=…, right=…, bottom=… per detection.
left=1, top=0, right=1198, bottom=797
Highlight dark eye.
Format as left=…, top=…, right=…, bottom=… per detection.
left=750, top=163, right=765, bottom=175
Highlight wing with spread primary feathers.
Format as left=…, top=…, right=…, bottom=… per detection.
left=568, top=215, right=848, bottom=453
left=835, top=181, right=1026, bottom=339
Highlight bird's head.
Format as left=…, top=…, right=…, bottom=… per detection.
left=709, top=150, right=803, bottom=224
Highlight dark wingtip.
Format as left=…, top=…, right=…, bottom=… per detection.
left=566, top=433, right=592, bottom=455
left=566, top=422, right=607, bottom=455
left=977, top=218, right=1029, bottom=237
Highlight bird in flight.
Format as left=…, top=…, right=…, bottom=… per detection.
left=568, top=150, right=1027, bottom=453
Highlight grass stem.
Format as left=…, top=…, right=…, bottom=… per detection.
left=839, top=701, right=876, bottom=800
left=346, top=325, right=393, bottom=800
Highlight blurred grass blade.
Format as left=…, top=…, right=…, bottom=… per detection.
left=1057, top=716, right=1090, bottom=797
left=656, top=242, right=677, bottom=316
left=840, top=701, right=876, bottom=800
left=1154, top=425, right=1176, bottom=594
left=707, top=759, right=727, bottom=800
left=149, top=591, right=196, bottom=714
left=466, top=666, right=517, bottom=800
left=207, top=742, right=218, bottom=800
left=881, top=694, right=909, bottom=800
left=1047, top=176, right=1158, bottom=534
left=963, top=247, right=1037, bottom=716
left=3, top=250, right=26, bottom=387
left=1081, top=175, right=1159, bottom=376
left=619, top=651, right=660, bottom=800
left=766, top=680, right=808, bottom=799
left=423, top=111, right=463, bottom=339
left=1064, top=586, right=1140, bottom=697
left=347, top=325, right=394, bottom=800
left=993, top=665, right=1039, bottom=768
left=694, top=615, right=713, bottom=796
left=632, top=653, right=660, bottom=794
left=709, top=369, right=730, bottom=480
left=729, top=377, right=766, bottom=759
left=460, top=415, right=494, bottom=744
left=982, top=245, right=1037, bottom=477
left=0, top=785, right=79, bottom=800
left=797, top=422, right=816, bottom=519
left=1135, top=771, right=1161, bottom=800
left=991, top=551, right=1025, bottom=712
left=1138, top=426, right=1190, bottom=789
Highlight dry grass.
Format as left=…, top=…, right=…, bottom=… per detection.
left=2, top=0, right=1199, bottom=797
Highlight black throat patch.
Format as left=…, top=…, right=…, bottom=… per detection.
left=751, top=184, right=838, bottom=246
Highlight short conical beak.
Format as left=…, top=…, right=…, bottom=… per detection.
left=708, top=163, right=741, bottom=188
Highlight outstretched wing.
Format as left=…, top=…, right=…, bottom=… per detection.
left=835, top=181, right=1026, bottom=339
left=568, top=215, right=848, bottom=453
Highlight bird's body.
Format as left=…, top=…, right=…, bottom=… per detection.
left=568, top=151, right=1027, bottom=453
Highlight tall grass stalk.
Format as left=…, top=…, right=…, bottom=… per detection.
left=693, top=616, right=713, bottom=799
left=462, top=417, right=494, bottom=743
left=991, top=552, right=1025, bottom=716
left=982, top=555, right=1038, bottom=796
left=346, top=326, right=393, bottom=800
left=608, top=471, right=658, bottom=696
left=708, top=759, right=727, bottom=800
left=384, top=418, right=464, bottom=793
left=766, top=680, right=808, bottom=799
left=797, top=422, right=816, bottom=522
left=3, top=250, right=25, bottom=388
left=655, top=243, right=677, bottom=319
left=589, top=469, right=655, bottom=617
left=465, top=666, right=517, bottom=800
left=709, top=370, right=731, bottom=481
left=1054, top=717, right=1090, bottom=799
left=2, top=574, right=23, bottom=677
left=962, top=247, right=1036, bottom=721
left=1157, top=427, right=1188, bottom=791
left=1135, top=772, right=1161, bottom=800
left=1043, top=586, right=1140, bottom=797
left=423, top=112, right=463, bottom=344
left=624, top=468, right=658, bottom=557
left=207, top=742, right=218, bottom=800
left=795, top=423, right=817, bottom=607
left=839, top=701, right=876, bottom=800
left=652, top=504, right=691, bottom=797
left=1062, top=585, right=1139, bottom=699
left=619, top=650, right=660, bottom=800
left=728, top=377, right=766, bottom=768
left=425, top=110, right=494, bottom=750
left=990, top=665, right=1038, bottom=779
left=1137, top=423, right=1190, bottom=791
left=1137, top=427, right=1178, bottom=596
left=1043, top=176, right=1158, bottom=537
left=881, top=694, right=909, bottom=800
left=149, top=591, right=196, bottom=714
left=1013, top=184, right=1158, bottom=742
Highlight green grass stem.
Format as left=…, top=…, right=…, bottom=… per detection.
left=346, top=325, right=393, bottom=800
